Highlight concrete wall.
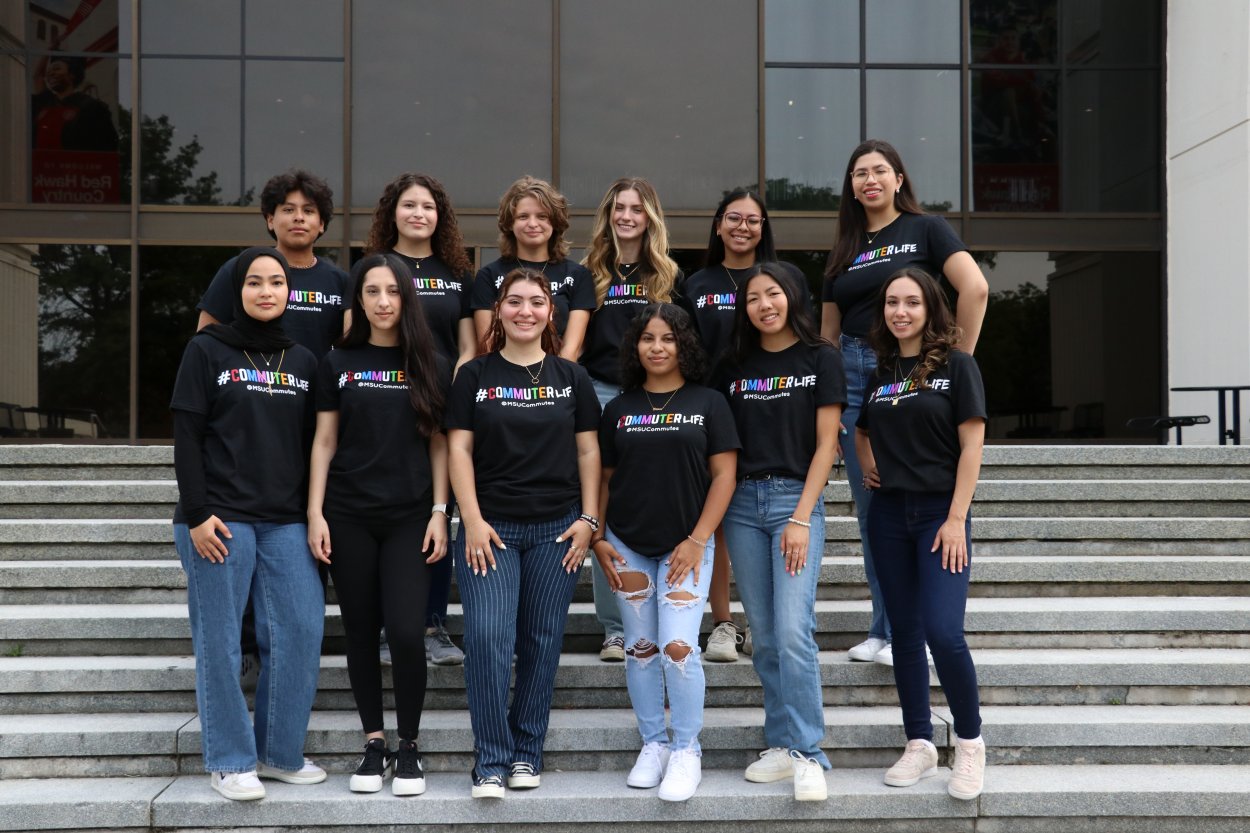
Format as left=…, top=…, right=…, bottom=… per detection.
left=0, top=245, right=39, bottom=411
left=1167, top=0, right=1250, bottom=444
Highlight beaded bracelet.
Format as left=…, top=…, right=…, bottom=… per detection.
left=787, top=517, right=812, bottom=528
left=687, top=534, right=708, bottom=547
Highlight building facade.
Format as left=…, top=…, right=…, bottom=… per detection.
left=1, top=0, right=1186, bottom=442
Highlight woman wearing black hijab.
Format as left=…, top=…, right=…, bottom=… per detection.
left=171, top=247, right=327, bottom=801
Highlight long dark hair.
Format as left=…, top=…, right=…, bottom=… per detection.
left=826, top=139, right=925, bottom=279
left=340, top=253, right=446, bottom=436
left=703, top=188, right=778, bottom=268
left=730, top=262, right=827, bottom=363
left=868, top=267, right=962, bottom=385
left=364, top=172, right=472, bottom=277
left=485, top=268, right=564, bottom=355
left=619, top=303, right=706, bottom=391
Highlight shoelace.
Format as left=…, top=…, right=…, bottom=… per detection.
left=359, top=741, right=387, bottom=773
left=512, top=763, right=536, bottom=776
left=954, top=744, right=980, bottom=775
left=395, top=743, right=422, bottom=778
left=897, top=742, right=929, bottom=768
left=479, top=774, right=503, bottom=787
left=431, top=626, right=456, bottom=648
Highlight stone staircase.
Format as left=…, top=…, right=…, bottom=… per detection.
left=2, top=444, right=1250, bottom=832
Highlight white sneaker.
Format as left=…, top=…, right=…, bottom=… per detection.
left=704, top=621, right=740, bottom=662
left=744, top=747, right=793, bottom=783
left=848, top=637, right=887, bottom=662
left=211, top=770, right=265, bottom=801
left=657, top=748, right=701, bottom=802
left=873, top=642, right=894, bottom=666
left=626, top=742, right=671, bottom=788
left=790, top=750, right=828, bottom=801
left=256, top=758, right=327, bottom=784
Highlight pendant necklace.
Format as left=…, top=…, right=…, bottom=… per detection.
left=892, top=356, right=919, bottom=406
left=722, top=265, right=740, bottom=291
left=243, top=349, right=285, bottom=396
left=409, top=254, right=430, bottom=270
left=524, top=356, right=545, bottom=386
left=644, top=385, right=682, bottom=412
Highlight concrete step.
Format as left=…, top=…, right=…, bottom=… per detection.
left=4, top=765, right=1250, bottom=833
left=4, top=554, right=1249, bottom=605
left=3, top=649, right=1248, bottom=715
left=3, top=597, right=1247, bottom=655
left=0, top=480, right=176, bottom=519
left=4, top=705, right=1248, bottom=779
left=0, top=444, right=174, bottom=481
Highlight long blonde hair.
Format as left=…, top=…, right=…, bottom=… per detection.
left=584, top=177, right=678, bottom=307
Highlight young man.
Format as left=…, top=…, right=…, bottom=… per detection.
left=198, top=169, right=351, bottom=355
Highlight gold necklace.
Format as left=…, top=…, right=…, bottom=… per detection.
left=865, top=214, right=899, bottom=248
left=722, top=265, right=739, bottom=291
left=409, top=254, right=430, bottom=270
left=517, top=258, right=550, bottom=278
left=643, top=385, right=682, bottom=412
left=244, top=349, right=285, bottom=395
left=524, top=356, right=544, bottom=385
left=892, top=355, right=919, bottom=406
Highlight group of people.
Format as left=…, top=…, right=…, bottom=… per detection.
left=171, top=138, right=990, bottom=807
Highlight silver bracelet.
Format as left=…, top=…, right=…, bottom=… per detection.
left=687, top=534, right=708, bottom=547
left=787, top=517, right=812, bottom=529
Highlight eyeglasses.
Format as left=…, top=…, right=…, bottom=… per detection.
left=721, top=212, right=765, bottom=229
left=851, top=166, right=895, bottom=182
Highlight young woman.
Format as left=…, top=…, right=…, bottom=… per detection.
left=447, top=268, right=601, bottom=798
left=307, top=253, right=451, bottom=797
left=854, top=267, right=987, bottom=801
left=581, top=177, right=682, bottom=662
left=594, top=303, right=739, bottom=802
left=821, top=139, right=988, bottom=667
left=471, top=176, right=595, bottom=362
left=171, top=246, right=325, bottom=801
left=681, top=189, right=796, bottom=662
left=719, top=264, right=845, bottom=803
left=366, top=172, right=473, bottom=667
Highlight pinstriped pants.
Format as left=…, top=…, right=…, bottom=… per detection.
left=454, top=505, right=581, bottom=778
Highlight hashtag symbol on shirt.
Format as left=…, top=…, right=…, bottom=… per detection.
left=696, top=296, right=706, bottom=308
left=338, top=372, right=349, bottom=389
left=216, top=372, right=230, bottom=386
left=475, top=388, right=488, bottom=402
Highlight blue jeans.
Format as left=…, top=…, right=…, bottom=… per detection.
left=454, top=507, right=582, bottom=778
left=867, top=490, right=982, bottom=742
left=174, top=521, right=325, bottom=773
left=608, top=528, right=714, bottom=753
left=721, top=477, right=830, bottom=768
left=589, top=375, right=625, bottom=641
left=840, top=333, right=890, bottom=641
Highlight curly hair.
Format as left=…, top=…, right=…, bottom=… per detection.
left=584, top=177, right=679, bottom=307
left=619, top=303, right=706, bottom=391
left=260, top=169, right=334, bottom=241
left=364, top=172, right=472, bottom=277
left=497, top=176, right=571, bottom=262
left=339, top=253, right=446, bottom=437
left=484, top=268, right=564, bottom=355
left=867, top=267, right=962, bottom=385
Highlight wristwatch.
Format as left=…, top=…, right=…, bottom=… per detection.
left=432, top=504, right=448, bottom=516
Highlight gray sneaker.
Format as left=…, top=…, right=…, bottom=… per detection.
left=239, top=652, right=260, bottom=691
left=425, top=621, right=464, bottom=666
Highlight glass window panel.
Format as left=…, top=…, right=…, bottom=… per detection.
left=1060, top=70, right=1160, bottom=211
left=970, top=68, right=1059, bottom=210
left=136, top=244, right=235, bottom=438
left=765, top=0, right=858, bottom=63
left=1063, top=0, right=1161, bottom=66
left=140, top=58, right=242, bottom=204
left=140, top=0, right=240, bottom=55
left=351, top=0, right=552, bottom=208
left=866, top=0, right=960, bottom=64
left=29, top=55, right=127, bottom=205
left=865, top=69, right=960, bottom=210
left=559, top=0, right=757, bottom=210
left=245, top=0, right=342, bottom=57
left=27, top=0, right=124, bottom=53
left=243, top=60, right=343, bottom=202
left=31, top=243, right=130, bottom=437
left=969, top=0, right=1057, bottom=65
left=765, top=68, right=859, bottom=210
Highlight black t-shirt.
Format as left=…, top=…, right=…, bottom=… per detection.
left=171, top=334, right=317, bottom=524
left=316, top=344, right=451, bottom=522
left=599, top=385, right=740, bottom=556
left=721, top=341, right=847, bottom=481
left=856, top=350, right=986, bottom=493
left=470, top=257, right=596, bottom=338
left=392, top=253, right=472, bottom=364
left=199, top=256, right=353, bottom=358
left=822, top=213, right=967, bottom=338
left=581, top=268, right=675, bottom=384
left=445, top=352, right=601, bottom=521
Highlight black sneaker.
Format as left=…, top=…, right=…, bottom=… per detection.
left=507, top=761, right=540, bottom=789
left=471, top=769, right=505, bottom=799
left=349, top=738, right=392, bottom=793
left=392, top=739, right=426, bottom=796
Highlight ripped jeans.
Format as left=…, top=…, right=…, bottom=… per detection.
left=607, top=527, right=714, bottom=753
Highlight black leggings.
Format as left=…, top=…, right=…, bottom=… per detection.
left=328, top=516, right=431, bottom=740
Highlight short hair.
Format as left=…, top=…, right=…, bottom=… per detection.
left=619, top=303, right=706, bottom=391
left=260, top=169, right=334, bottom=241
left=497, top=176, right=570, bottom=262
